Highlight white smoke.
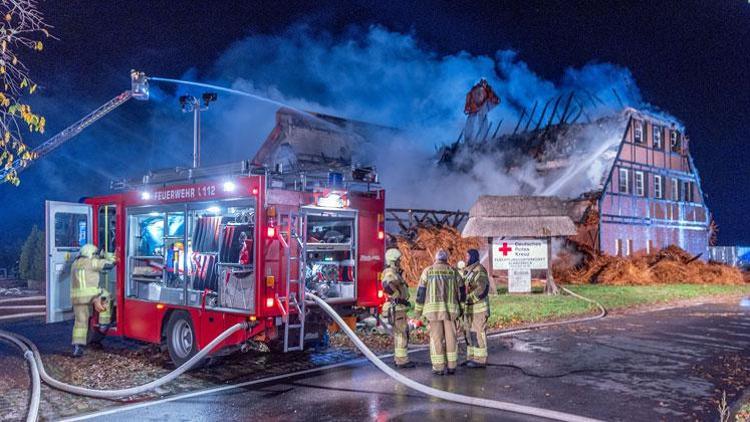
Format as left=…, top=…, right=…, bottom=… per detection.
left=156, top=24, right=673, bottom=209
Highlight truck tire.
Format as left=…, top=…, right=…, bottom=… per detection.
left=165, top=311, right=199, bottom=367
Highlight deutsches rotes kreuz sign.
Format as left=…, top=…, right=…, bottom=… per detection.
left=491, top=239, right=548, bottom=270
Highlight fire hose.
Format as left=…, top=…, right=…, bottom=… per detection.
left=0, top=322, right=249, bottom=421
left=0, top=287, right=604, bottom=422
left=307, top=289, right=604, bottom=422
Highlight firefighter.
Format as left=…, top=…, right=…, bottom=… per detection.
left=462, top=249, right=490, bottom=368
left=381, top=248, right=414, bottom=368
left=414, top=249, right=465, bottom=375
left=70, top=244, right=115, bottom=357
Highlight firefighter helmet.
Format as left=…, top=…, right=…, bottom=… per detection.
left=385, top=248, right=402, bottom=264
left=80, top=244, right=98, bottom=258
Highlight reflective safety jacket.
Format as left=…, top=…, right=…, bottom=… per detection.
left=463, top=262, right=490, bottom=315
left=414, top=262, right=464, bottom=321
left=71, top=256, right=113, bottom=304
left=382, top=264, right=410, bottom=313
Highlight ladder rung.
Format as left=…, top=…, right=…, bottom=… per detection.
left=286, top=346, right=303, bottom=351
left=288, top=324, right=303, bottom=328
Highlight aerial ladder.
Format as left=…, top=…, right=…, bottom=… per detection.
left=0, top=70, right=150, bottom=184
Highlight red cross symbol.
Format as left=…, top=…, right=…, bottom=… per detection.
left=498, top=242, right=513, bottom=256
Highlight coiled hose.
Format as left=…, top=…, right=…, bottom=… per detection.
left=0, top=321, right=249, bottom=420
left=0, top=287, right=604, bottom=422
left=0, top=330, right=40, bottom=422
left=306, top=291, right=604, bottom=422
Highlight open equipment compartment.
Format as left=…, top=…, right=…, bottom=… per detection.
left=302, top=206, right=358, bottom=303
left=125, top=199, right=256, bottom=313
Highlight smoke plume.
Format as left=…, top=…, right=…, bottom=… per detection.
left=192, top=25, right=662, bottom=209
left=0, top=24, right=673, bottom=266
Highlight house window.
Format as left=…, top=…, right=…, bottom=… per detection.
left=627, top=239, right=633, bottom=256
left=654, top=175, right=663, bottom=199
left=670, top=130, right=681, bottom=152
left=618, top=168, right=630, bottom=194
left=653, top=125, right=662, bottom=149
left=685, top=181, right=695, bottom=202
left=672, top=179, right=680, bottom=201
left=634, top=120, right=644, bottom=144
left=615, top=239, right=623, bottom=256
left=634, top=171, right=645, bottom=196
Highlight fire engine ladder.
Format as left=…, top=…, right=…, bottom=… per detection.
left=279, top=211, right=306, bottom=352
left=0, top=91, right=134, bottom=183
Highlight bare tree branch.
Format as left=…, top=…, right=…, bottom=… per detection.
left=0, top=0, right=53, bottom=185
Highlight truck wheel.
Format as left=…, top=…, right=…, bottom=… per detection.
left=166, top=311, right=199, bottom=367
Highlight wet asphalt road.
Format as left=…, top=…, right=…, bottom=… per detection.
left=68, top=300, right=750, bottom=422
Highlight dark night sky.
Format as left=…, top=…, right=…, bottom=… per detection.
left=0, top=1, right=748, bottom=263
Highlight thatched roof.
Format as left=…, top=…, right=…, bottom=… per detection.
left=252, top=107, right=364, bottom=172
left=439, top=110, right=636, bottom=199
left=462, top=195, right=577, bottom=238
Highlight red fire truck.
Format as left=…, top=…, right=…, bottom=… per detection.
left=46, top=164, right=386, bottom=365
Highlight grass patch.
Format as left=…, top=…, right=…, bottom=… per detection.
left=407, top=284, right=750, bottom=329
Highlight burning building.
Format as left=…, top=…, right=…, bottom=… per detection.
left=249, top=85, right=710, bottom=259
left=440, top=105, right=711, bottom=258
left=251, top=107, right=389, bottom=179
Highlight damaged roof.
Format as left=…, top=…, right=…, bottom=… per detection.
left=462, top=195, right=577, bottom=237
left=252, top=107, right=371, bottom=173
left=440, top=109, right=640, bottom=199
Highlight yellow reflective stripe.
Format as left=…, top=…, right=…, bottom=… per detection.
left=430, top=354, right=445, bottom=363
left=73, top=268, right=87, bottom=290
left=468, top=302, right=488, bottom=314
left=72, top=327, right=87, bottom=341
left=446, top=352, right=458, bottom=361
left=394, top=348, right=408, bottom=358
left=72, top=287, right=101, bottom=298
left=474, top=348, right=488, bottom=357
left=422, top=303, right=460, bottom=314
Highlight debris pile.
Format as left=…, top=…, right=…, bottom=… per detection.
left=393, top=226, right=482, bottom=286
left=554, top=245, right=745, bottom=285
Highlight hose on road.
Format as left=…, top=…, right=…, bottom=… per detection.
left=0, top=329, right=40, bottom=422
left=0, top=286, right=604, bottom=422
left=0, top=322, right=249, bottom=420
left=307, top=290, right=605, bottom=422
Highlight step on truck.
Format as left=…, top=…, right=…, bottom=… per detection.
left=46, top=165, right=386, bottom=365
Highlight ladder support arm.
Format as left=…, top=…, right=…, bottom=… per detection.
left=1, top=90, right=133, bottom=184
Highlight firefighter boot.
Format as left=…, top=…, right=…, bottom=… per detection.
left=395, top=361, right=415, bottom=369
left=72, top=344, right=85, bottom=358
left=466, top=360, right=486, bottom=368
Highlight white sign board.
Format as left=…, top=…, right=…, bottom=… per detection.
left=508, top=267, right=532, bottom=293
left=492, top=239, right=548, bottom=270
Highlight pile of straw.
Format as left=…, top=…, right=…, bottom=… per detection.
left=393, top=226, right=482, bottom=286
left=554, top=245, right=744, bottom=285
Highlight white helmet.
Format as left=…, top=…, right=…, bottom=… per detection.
left=385, top=248, right=402, bottom=264
left=80, top=244, right=98, bottom=258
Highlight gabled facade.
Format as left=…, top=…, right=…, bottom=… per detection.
left=599, top=112, right=709, bottom=257
left=437, top=108, right=711, bottom=258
